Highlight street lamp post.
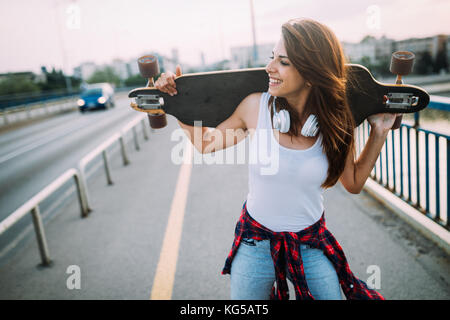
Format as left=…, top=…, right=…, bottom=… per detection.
left=250, top=0, right=258, bottom=66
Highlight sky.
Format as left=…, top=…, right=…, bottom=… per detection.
left=0, top=0, right=449, bottom=75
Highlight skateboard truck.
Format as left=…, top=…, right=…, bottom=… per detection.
left=131, top=55, right=167, bottom=129
left=386, top=51, right=416, bottom=129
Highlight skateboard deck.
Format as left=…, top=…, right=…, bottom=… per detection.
left=128, top=64, right=429, bottom=128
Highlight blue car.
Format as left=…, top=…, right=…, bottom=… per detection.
left=78, top=83, right=115, bottom=112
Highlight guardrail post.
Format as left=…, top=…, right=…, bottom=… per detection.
left=30, top=206, right=52, bottom=266
left=74, top=169, right=92, bottom=217
left=435, top=137, right=440, bottom=220
left=414, top=112, right=420, bottom=128
left=142, top=119, right=149, bottom=141
left=102, top=150, right=113, bottom=185
left=447, top=139, right=449, bottom=228
left=119, top=136, right=130, bottom=166
left=415, top=129, right=420, bottom=208
left=132, top=126, right=140, bottom=151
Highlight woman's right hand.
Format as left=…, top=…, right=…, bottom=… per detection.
left=154, top=65, right=182, bottom=96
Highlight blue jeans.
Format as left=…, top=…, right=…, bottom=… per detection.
left=230, top=238, right=342, bottom=300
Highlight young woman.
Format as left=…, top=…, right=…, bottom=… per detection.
left=155, top=18, right=392, bottom=300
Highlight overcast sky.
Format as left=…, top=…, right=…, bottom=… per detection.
left=1, top=0, right=449, bottom=75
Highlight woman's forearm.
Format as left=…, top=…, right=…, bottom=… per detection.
left=177, top=120, right=208, bottom=153
left=352, top=127, right=389, bottom=192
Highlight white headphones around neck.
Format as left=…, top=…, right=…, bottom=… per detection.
left=272, top=97, right=290, bottom=133
left=272, top=96, right=319, bottom=137
left=301, top=114, right=319, bottom=137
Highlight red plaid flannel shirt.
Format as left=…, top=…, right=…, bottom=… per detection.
left=222, top=201, right=385, bottom=300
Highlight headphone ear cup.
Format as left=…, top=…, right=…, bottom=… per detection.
left=301, top=115, right=319, bottom=137
left=311, top=119, right=319, bottom=136
left=272, top=113, right=279, bottom=131
left=279, top=109, right=290, bottom=133
left=271, top=97, right=290, bottom=133
left=272, top=98, right=279, bottom=130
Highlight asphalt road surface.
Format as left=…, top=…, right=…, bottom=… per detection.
left=0, top=114, right=448, bottom=300
left=0, top=93, right=141, bottom=256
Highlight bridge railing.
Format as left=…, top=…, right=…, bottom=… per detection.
left=356, top=95, right=449, bottom=230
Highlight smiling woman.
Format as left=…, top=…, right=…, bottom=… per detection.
left=153, top=17, right=395, bottom=300
left=267, top=18, right=355, bottom=189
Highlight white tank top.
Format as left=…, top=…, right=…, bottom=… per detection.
left=246, top=92, right=329, bottom=232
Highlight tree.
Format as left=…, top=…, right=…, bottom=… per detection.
left=0, top=74, right=40, bottom=95
left=124, top=74, right=147, bottom=87
left=433, top=49, right=448, bottom=73
left=38, top=67, right=67, bottom=91
left=414, top=51, right=433, bottom=75
left=87, top=66, right=121, bottom=86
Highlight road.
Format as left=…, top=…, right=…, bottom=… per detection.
left=0, top=114, right=448, bottom=300
left=0, top=93, right=140, bottom=256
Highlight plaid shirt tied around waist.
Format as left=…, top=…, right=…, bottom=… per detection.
left=222, top=201, right=384, bottom=300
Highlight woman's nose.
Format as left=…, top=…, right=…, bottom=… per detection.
left=265, top=60, right=275, bottom=74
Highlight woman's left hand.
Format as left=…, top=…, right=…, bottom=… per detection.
left=367, top=113, right=398, bottom=135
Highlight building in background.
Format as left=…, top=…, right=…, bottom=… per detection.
left=395, top=35, right=447, bottom=61
left=230, top=43, right=274, bottom=69
left=447, top=37, right=450, bottom=67
left=342, top=34, right=448, bottom=74
left=126, top=57, right=140, bottom=77
left=111, top=59, right=128, bottom=80
left=342, top=35, right=395, bottom=65
left=73, top=33, right=448, bottom=83
left=73, top=62, right=97, bottom=81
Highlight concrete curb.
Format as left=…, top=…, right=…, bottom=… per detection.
left=364, top=178, right=450, bottom=256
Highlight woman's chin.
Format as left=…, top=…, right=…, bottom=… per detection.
left=268, top=87, right=280, bottom=96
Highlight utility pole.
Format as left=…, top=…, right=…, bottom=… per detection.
left=54, top=0, right=73, bottom=93
left=249, top=0, right=258, bottom=66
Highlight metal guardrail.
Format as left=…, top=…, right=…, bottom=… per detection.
left=0, top=88, right=136, bottom=127
left=356, top=102, right=449, bottom=230
left=77, top=114, right=149, bottom=213
left=0, top=96, right=78, bottom=126
left=0, top=169, right=85, bottom=265
left=0, top=86, right=136, bottom=113
left=0, top=114, right=149, bottom=266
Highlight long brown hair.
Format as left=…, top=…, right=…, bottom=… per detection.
left=270, top=18, right=355, bottom=189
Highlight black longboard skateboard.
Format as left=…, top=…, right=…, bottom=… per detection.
left=129, top=52, right=429, bottom=129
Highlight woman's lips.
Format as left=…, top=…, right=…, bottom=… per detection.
left=269, top=77, right=282, bottom=87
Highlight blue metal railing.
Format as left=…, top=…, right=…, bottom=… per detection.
left=356, top=95, right=449, bottom=230
left=428, top=95, right=450, bottom=112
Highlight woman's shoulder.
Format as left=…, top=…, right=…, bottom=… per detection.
left=238, top=92, right=265, bottom=112
left=245, top=91, right=264, bottom=101
left=239, top=92, right=265, bottom=130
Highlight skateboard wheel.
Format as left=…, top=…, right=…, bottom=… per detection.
left=390, top=51, right=415, bottom=76
left=148, top=112, right=167, bottom=129
left=138, top=55, right=160, bottom=78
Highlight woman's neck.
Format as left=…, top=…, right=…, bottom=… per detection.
left=285, top=87, right=311, bottom=123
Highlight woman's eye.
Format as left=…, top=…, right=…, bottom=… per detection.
left=269, top=56, right=289, bottom=66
